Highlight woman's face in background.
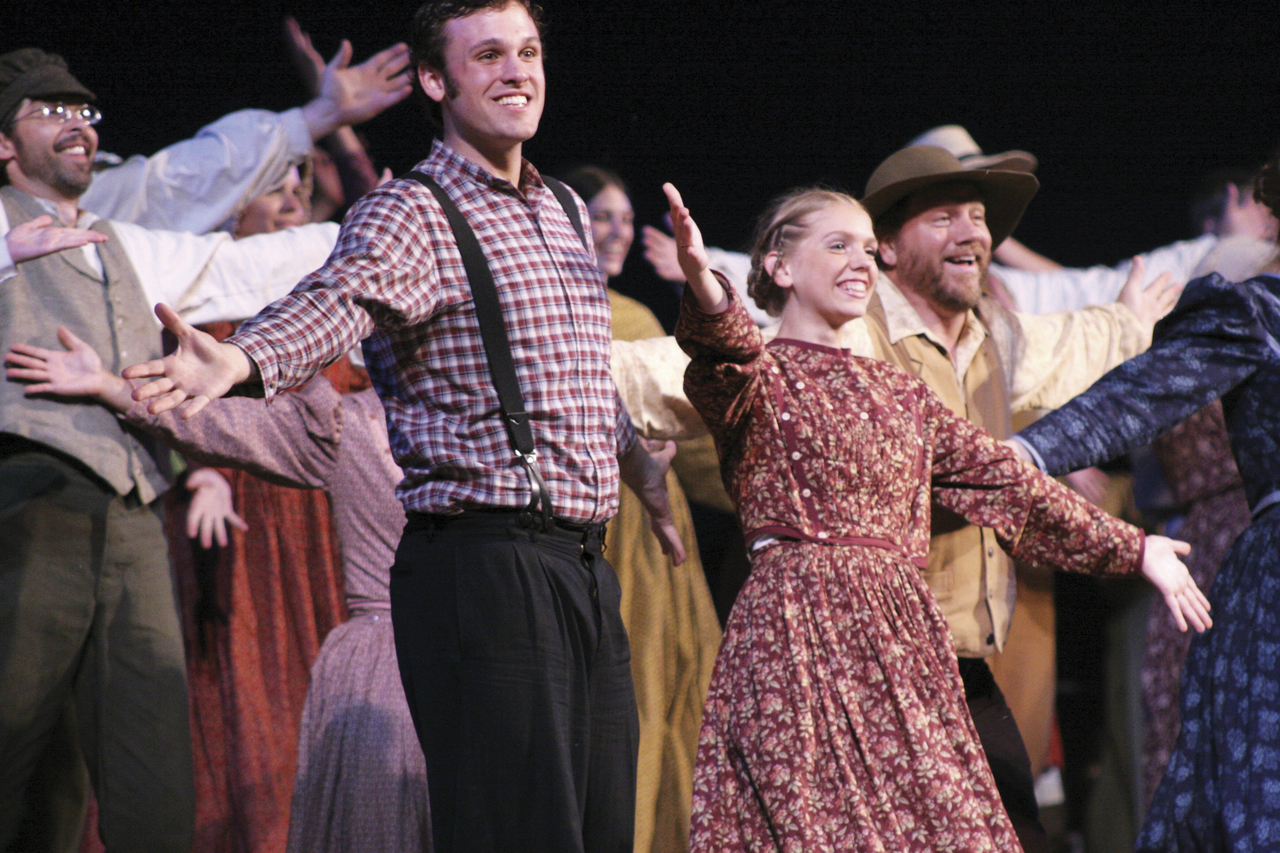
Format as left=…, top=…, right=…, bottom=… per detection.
left=587, top=184, right=634, bottom=279
left=235, top=166, right=309, bottom=238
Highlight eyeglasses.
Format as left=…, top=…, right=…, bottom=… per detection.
left=13, top=104, right=102, bottom=126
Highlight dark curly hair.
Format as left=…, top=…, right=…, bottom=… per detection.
left=747, top=188, right=864, bottom=317
left=409, top=0, right=545, bottom=131
left=1255, top=147, right=1280, bottom=221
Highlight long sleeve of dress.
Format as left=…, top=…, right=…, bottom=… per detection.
left=123, top=378, right=344, bottom=490
left=922, top=382, right=1145, bottom=576
left=675, top=282, right=768, bottom=463
left=1017, top=274, right=1276, bottom=477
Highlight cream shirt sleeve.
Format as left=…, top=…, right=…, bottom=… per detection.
left=81, top=108, right=313, bottom=234
left=993, top=235, right=1216, bottom=314
left=1005, top=302, right=1150, bottom=413
left=611, top=336, right=708, bottom=441
left=110, top=220, right=340, bottom=326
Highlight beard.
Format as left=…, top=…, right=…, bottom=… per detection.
left=15, top=132, right=94, bottom=199
left=44, top=158, right=93, bottom=197
left=897, top=247, right=990, bottom=314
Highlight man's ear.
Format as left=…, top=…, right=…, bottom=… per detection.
left=876, top=235, right=897, bottom=268
left=0, top=130, right=16, bottom=163
left=418, top=64, right=448, bottom=105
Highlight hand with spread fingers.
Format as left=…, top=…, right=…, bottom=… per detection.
left=642, top=224, right=686, bottom=284
left=5, top=325, right=132, bottom=408
left=299, top=35, right=412, bottom=140
left=185, top=468, right=249, bottom=549
left=1117, top=255, right=1183, bottom=335
left=122, top=304, right=256, bottom=418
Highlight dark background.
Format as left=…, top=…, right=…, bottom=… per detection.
left=9, top=0, right=1280, bottom=321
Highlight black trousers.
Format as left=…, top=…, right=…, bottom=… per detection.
left=959, top=657, right=1051, bottom=853
left=390, top=512, right=638, bottom=853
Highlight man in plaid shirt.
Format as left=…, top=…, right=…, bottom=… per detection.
left=125, top=2, right=683, bottom=851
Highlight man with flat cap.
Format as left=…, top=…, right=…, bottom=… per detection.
left=0, top=43, right=412, bottom=238
left=0, top=48, right=377, bottom=853
left=860, top=144, right=1181, bottom=851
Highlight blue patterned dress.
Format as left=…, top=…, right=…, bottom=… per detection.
left=1018, top=272, right=1280, bottom=852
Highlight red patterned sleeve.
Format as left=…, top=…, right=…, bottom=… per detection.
left=917, top=376, right=1144, bottom=576
left=675, top=277, right=768, bottom=447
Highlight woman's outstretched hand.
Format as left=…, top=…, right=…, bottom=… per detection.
left=662, top=183, right=728, bottom=315
left=1141, top=535, right=1212, bottom=633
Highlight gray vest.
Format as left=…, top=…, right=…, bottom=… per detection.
left=1, top=186, right=170, bottom=502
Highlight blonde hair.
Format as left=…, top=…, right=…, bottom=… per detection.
left=747, top=188, right=865, bottom=317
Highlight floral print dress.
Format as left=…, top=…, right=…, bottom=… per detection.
left=1018, top=273, right=1280, bottom=853
left=676, top=290, right=1143, bottom=852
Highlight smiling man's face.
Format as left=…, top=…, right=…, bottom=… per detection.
left=0, top=98, right=99, bottom=202
left=422, top=1, right=544, bottom=167
left=878, top=181, right=992, bottom=315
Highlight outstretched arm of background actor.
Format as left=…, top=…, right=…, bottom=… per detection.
left=123, top=304, right=256, bottom=418
left=618, top=438, right=686, bottom=565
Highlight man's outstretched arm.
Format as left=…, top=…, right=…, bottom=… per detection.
left=83, top=40, right=410, bottom=233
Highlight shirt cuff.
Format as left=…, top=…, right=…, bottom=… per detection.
left=225, top=334, right=275, bottom=400
left=1009, top=435, right=1048, bottom=473
left=0, top=243, right=14, bottom=283
left=279, top=107, right=315, bottom=160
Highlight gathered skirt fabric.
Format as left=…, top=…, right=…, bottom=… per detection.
left=691, top=540, right=1018, bottom=853
left=286, top=611, right=430, bottom=853
left=1137, top=513, right=1280, bottom=852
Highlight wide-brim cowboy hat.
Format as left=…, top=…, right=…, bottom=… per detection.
left=908, top=124, right=1038, bottom=173
left=861, top=145, right=1040, bottom=248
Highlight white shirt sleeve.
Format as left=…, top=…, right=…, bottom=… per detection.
left=81, top=108, right=314, bottom=234
left=110, top=220, right=340, bottom=326
left=992, top=235, right=1218, bottom=314
left=0, top=205, right=13, bottom=283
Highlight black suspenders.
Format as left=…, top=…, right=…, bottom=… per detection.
left=403, top=171, right=589, bottom=528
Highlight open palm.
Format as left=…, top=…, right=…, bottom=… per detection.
left=5, top=326, right=108, bottom=397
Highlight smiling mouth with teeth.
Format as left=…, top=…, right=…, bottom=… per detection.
left=496, top=94, right=529, bottom=106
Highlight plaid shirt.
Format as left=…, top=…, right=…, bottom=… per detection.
left=231, top=140, right=636, bottom=522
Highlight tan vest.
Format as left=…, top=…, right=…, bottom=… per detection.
left=0, top=187, right=169, bottom=502
left=864, top=291, right=1017, bottom=657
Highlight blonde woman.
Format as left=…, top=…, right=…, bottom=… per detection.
left=663, top=183, right=1210, bottom=851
